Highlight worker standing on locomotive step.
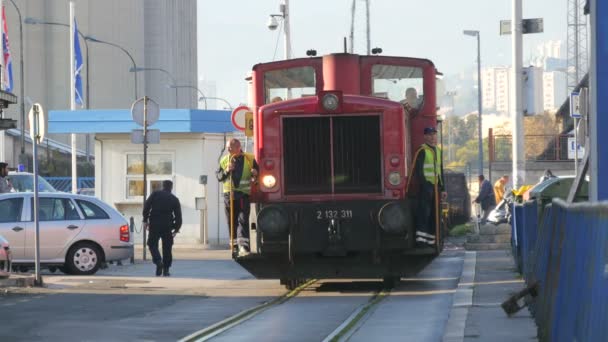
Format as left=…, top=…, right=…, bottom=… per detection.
left=216, top=138, right=259, bottom=257
left=412, top=127, right=446, bottom=247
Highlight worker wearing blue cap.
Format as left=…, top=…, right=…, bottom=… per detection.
left=411, top=127, right=446, bottom=248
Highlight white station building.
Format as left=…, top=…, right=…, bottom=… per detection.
left=49, top=108, right=240, bottom=246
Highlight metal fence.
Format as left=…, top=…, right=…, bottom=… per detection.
left=44, top=177, right=95, bottom=192
left=512, top=199, right=608, bottom=341
left=491, top=134, right=573, bottom=162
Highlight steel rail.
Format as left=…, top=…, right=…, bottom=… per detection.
left=179, top=279, right=317, bottom=342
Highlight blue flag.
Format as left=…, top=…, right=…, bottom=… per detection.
left=73, top=18, right=83, bottom=106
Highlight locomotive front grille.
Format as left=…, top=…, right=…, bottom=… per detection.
left=283, top=115, right=382, bottom=195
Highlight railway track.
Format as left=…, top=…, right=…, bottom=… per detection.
left=179, top=279, right=392, bottom=342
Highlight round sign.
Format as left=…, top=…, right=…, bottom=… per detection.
left=131, top=97, right=160, bottom=127
left=231, top=106, right=251, bottom=132
left=28, top=103, right=47, bottom=143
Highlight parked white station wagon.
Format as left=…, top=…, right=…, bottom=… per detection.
left=0, top=192, right=133, bottom=275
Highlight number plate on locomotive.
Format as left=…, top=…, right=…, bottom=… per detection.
left=316, top=209, right=353, bottom=220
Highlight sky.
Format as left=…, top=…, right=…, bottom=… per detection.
left=197, top=0, right=567, bottom=109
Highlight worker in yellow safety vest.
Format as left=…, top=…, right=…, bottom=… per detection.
left=412, top=127, right=447, bottom=247
left=216, top=138, right=259, bottom=257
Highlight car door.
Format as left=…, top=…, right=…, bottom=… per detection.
left=0, top=196, right=26, bottom=260
left=25, top=197, right=85, bottom=261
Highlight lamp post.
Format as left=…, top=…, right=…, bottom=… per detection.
left=198, top=96, right=233, bottom=110
left=266, top=0, right=292, bottom=59
left=463, top=29, right=483, bottom=178
left=445, top=90, right=458, bottom=163
left=84, top=36, right=137, bottom=101
left=130, top=67, right=177, bottom=107
left=7, top=0, right=26, bottom=165
left=24, top=17, right=90, bottom=108
left=25, top=16, right=91, bottom=162
left=169, top=84, right=207, bottom=109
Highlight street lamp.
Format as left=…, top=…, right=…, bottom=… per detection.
left=445, top=90, right=458, bottom=163
left=24, top=16, right=92, bottom=162
left=24, top=17, right=90, bottom=108
left=266, top=0, right=292, bottom=59
left=198, top=96, right=233, bottom=110
left=130, top=67, right=177, bottom=108
left=463, top=29, right=483, bottom=178
left=84, top=36, right=138, bottom=101
left=168, top=84, right=207, bottom=109
left=7, top=0, right=26, bottom=165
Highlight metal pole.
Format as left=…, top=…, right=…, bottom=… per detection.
left=511, top=0, right=524, bottom=189
left=365, top=0, right=371, bottom=55
left=32, top=105, right=41, bottom=285
left=349, top=0, right=355, bottom=53
left=70, top=1, right=77, bottom=194
left=476, top=33, right=483, bottom=177
left=7, top=0, right=26, bottom=167
left=142, top=96, right=148, bottom=261
left=574, top=117, right=578, bottom=175
left=283, top=0, right=291, bottom=59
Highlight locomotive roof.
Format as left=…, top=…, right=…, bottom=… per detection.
left=251, top=53, right=436, bottom=72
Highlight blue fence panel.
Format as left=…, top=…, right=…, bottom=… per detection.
left=521, top=201, right=538, bottom=281
left=517, top=199, right=608, bottom=341
left=44, top=177, right=95, bottom=192
left=512, top=203, right=525, bottom=273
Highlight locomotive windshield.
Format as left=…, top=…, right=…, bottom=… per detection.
left=371, top=65, right=424, bottom=107
left=264, top=66, right=316, bottom=104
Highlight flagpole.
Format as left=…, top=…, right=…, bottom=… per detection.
left=0, top=0, right=5, bottom=164
left=69, top=1, right=77, bottom=193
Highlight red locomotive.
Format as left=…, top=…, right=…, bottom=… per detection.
left=238, top=53, right=446, bottom=288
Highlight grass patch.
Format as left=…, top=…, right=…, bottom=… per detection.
left=449, top=223, right=473, bottom=237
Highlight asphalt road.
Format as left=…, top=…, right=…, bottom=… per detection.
left=0, top=250, right=465, bottom=342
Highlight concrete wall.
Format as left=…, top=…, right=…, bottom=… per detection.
left=94, top=132, right=233, bottom=246
left=490, top=161, right=576, bottom=186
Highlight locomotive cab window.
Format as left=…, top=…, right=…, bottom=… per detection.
left=264, top=66, right=316, bottom=104
left=372, top=65, right=424, bottom=110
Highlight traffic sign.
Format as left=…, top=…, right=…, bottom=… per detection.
left=500, top=18, right=544, bottom=35
left=567, top=137, right=585, bottom=159
left=570, top=91, right=581, bottom=118
left=231, top=106, right=250, bottom=132
left=245, top=112, right=254, bottom=137
left=131, top=97, right=160, bottom=127
left=28, top=103, right=47, bottom=143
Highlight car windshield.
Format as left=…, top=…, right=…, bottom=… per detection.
left=8, top=174, right=57, bottom=192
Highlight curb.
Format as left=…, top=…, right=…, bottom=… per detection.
left=0, top=275, right=37, bottom=288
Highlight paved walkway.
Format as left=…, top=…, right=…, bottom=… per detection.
left=445, top=249, right=538, bottom=341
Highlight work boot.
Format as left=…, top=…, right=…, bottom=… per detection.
left=155, top=262, right=164, bottom=277
left=163, top=267, right=171, bottom=277
left=238, top=245, right=250, bottom=257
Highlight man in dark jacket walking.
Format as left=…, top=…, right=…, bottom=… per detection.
left=473, top=175, right=496, bottom=224
left=143, top=180, right=182, bottom=276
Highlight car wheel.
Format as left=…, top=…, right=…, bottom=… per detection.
left=66, top=242, right=102, bottom=275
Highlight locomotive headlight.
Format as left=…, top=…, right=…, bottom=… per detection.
left=322, top=93, right=339, bottom=111
left=258, top=206, right=289, bottom=235
left=388, top=172, right=401, bottom=186
left=262, top=175, right=277, bottom=188
left=378, top=202, right=409, bottom=234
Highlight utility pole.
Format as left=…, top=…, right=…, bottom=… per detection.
left=349, top=0, right=355, bottom=53
left=282, top=0, right=291, bottom=59
left=365, top=0, right=370, bottom=55
left=511, top=0, right=525, bottom=189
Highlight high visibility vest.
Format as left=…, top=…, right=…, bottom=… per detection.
left=220, top=153, right=255, bottom=194
left=420, top=144, right=442, bottom=185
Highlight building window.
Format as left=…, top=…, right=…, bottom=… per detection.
left=125, top=153, right=174, bottom=199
